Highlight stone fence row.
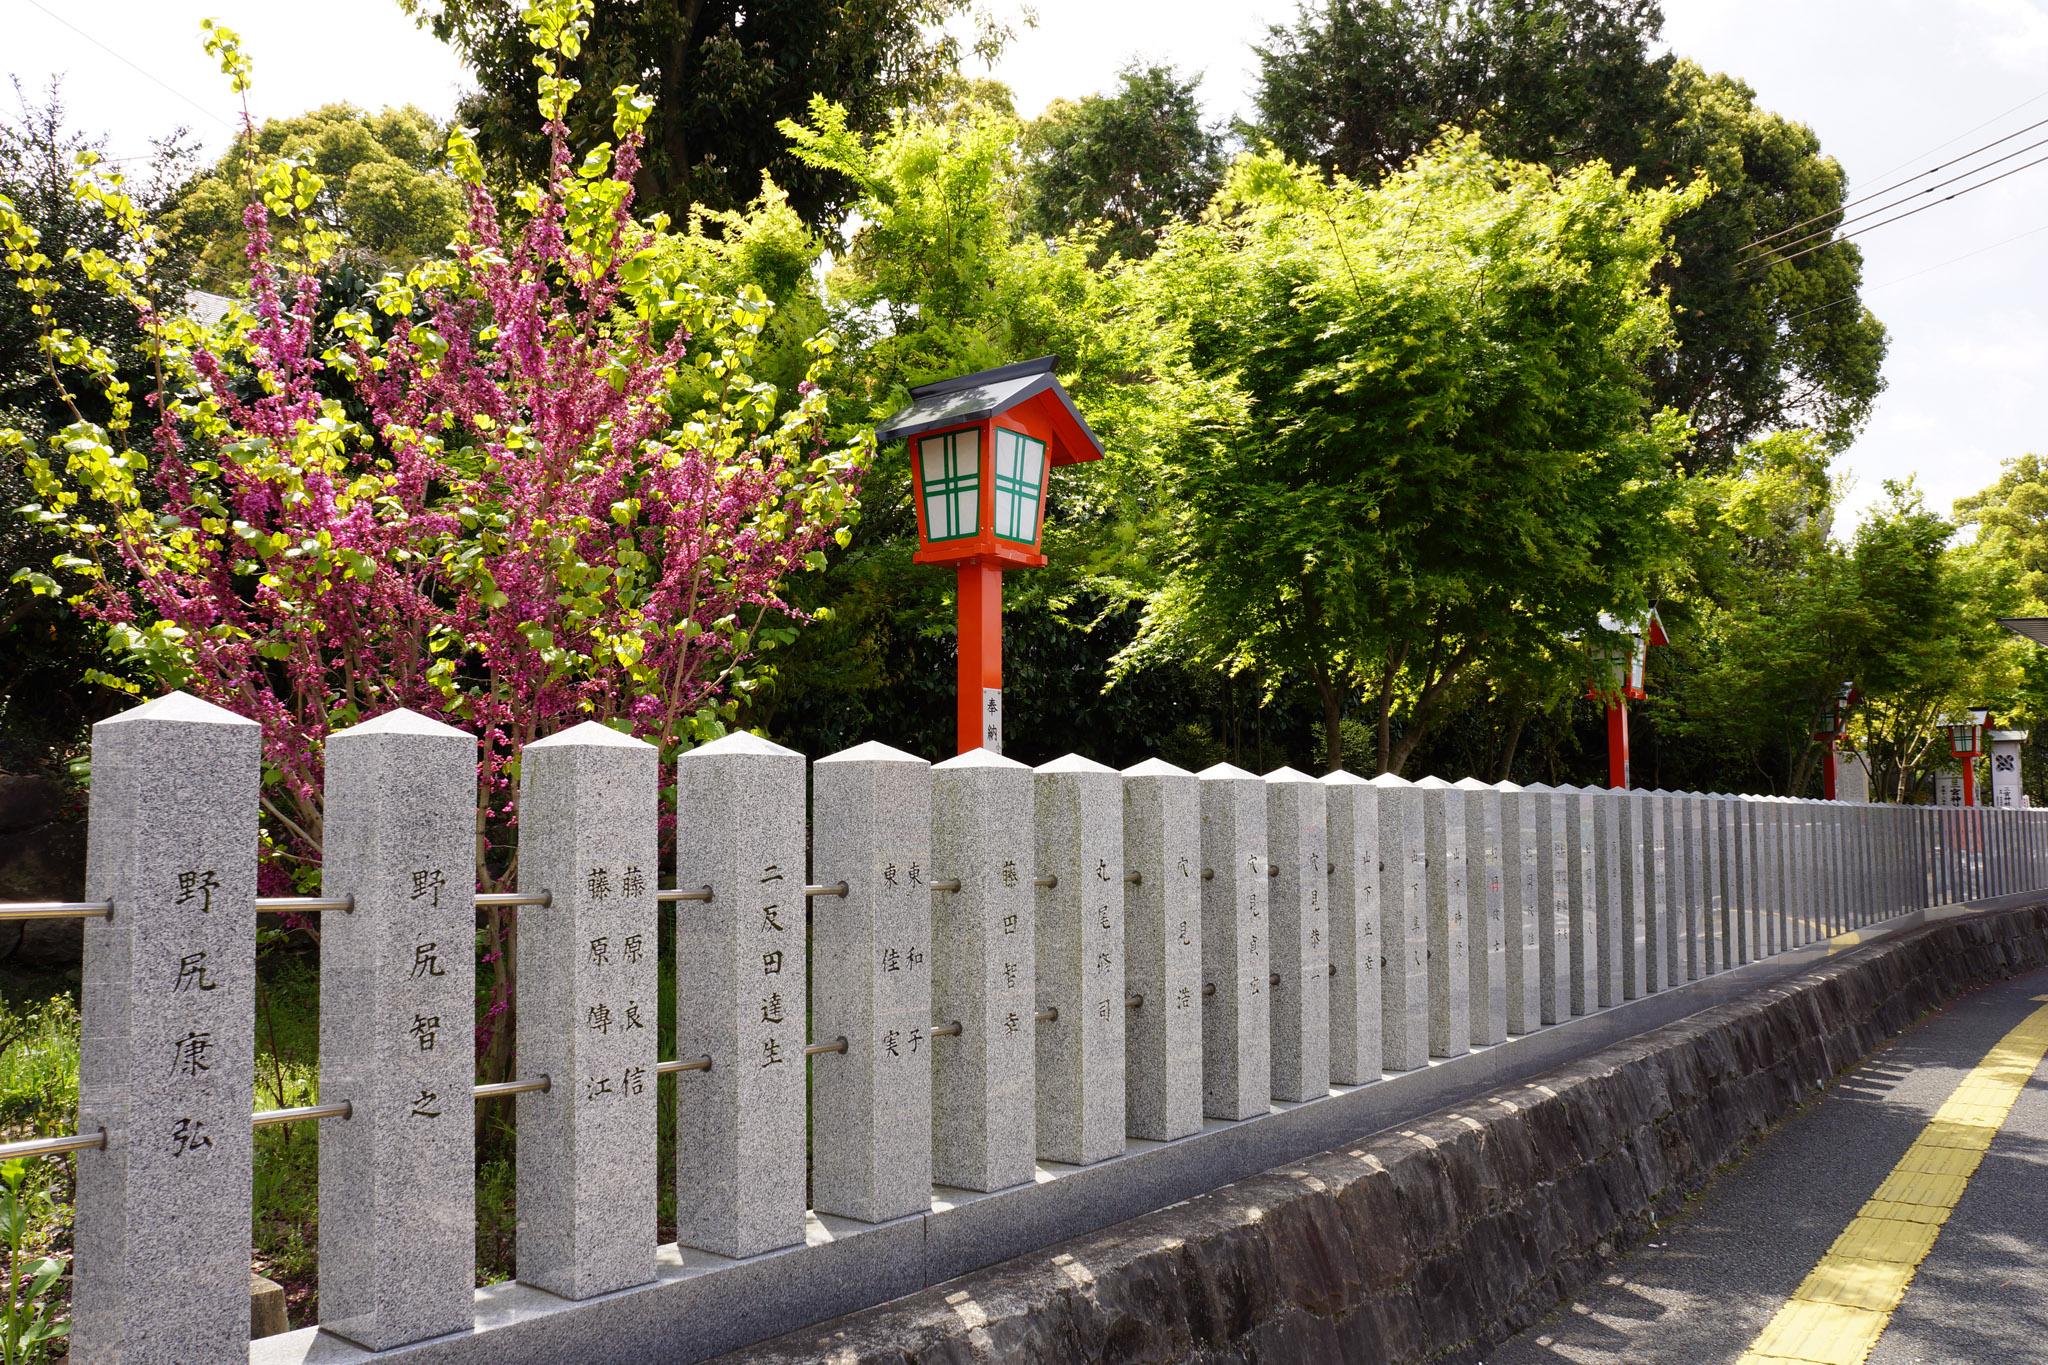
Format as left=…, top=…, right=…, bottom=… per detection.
left=22, top=690, right=2046, bottom=1362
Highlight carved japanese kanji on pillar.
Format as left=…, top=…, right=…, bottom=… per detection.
left=876, top=357, right=1107, bottom=756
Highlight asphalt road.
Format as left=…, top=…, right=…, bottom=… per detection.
left=1488, top=964, right=2048, bottom=1365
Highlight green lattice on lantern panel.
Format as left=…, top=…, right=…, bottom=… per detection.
left=992, top=427, right=1047, bottom=545
left=918, top=429, right=981, bottom=541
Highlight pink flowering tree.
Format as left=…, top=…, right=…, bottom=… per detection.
left=2, top=2, right=864, bottom=1073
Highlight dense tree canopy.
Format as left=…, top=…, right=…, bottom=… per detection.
left=0, top=85, right=189, bottom=768
left=1019, top=63, right=1228, bottom=263
left=755, top=95, right=1241, bottom=765
left=405, top=0, right=1009, bottom=226
left=1640, top=441, right=2022, bottom=798
left=1253, top=0, right=1888, bottom=468
left=162, top=103, right=463, bottom=289
left=1121, top=138, right=1699, bottom=773
left=1957, top=453, right=2048, bottom=607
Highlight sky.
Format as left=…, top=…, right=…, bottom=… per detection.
left=9, top=0, right=2045, bottom=532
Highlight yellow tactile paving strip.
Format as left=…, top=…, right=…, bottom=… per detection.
left=1736, top=997, right=2048, bottom=1365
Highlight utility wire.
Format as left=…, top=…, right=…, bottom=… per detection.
left=1747, top=129, right=2048, bottom=260
left=21, top=0, right=235, bottom=131
left=1754, top=148, right=2048, bottom=270
left=1862, top=84, right=2048, bottom=186
left=1779, top=219, right=2048, bottom=328
left=1746, top=115, right=2048, bottom=255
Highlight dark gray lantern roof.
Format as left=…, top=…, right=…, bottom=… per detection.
left=874, top=356, right=1104, bottom=464
left=1999, top=618, right=2048, bottom=647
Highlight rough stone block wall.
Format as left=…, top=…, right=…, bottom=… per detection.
left=730, top=905, right=2048, bottom=1364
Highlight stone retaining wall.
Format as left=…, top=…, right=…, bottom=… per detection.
left=731, top=903, right=2048, bottom=1364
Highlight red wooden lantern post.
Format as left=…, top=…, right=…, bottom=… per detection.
left=1940, top=710, right=1991, bottom=807
left=1586, top=610, right=1668, bottom=789
left=1812, top=681, right=1859, bottom=800
left=877, top=358, right=1105, bottom=755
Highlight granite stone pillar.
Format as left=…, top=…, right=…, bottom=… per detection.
left=74, top=693, right=260, bottom=1364
left=1736, top=794, right=1753, bottom=965
left=1778, top=798, right=1798, bottom=950
left=1453, top=778, right=1508, bottom=1046
left=1843, top=804, right=1859, bottom=924
left=1801, top=800, right=1819, bottom=941
left=1678, top=792, right=1706, bottom=979
left=1371, top=775, right=1430, bottom=1070
left=1589, top=788, right=1624, bottom=1007
left=675, top=732, right=809, bottom=1258
left=1833, top=803, right=1850, bottom=928
left=1783, top=800, right=1804, bottom=945
left=1265, top=768, right=1330, bottom=1102
left=319, top=710, right=477, bottom=1349
left=1742, top=796, right=1764, bottom=961
left=1559, top=786, right=1600, bottom=1015
left=1122, top=759, right=1202, bottom=1140
left=1819, top=802, right=1836, bottom=933
left=1615, top=790, right=1648, bottom=1000
left=1659, top=790, right=1689, bottom=976
left=1697, top=792, right=1723, bottom=973
left=1930, top=806, right=1947, bottom=905
left=1199, top=763, right=1270, bottom=1115
left=1752, top=798, right=1771, bottom=955
left=516, top=721, right=659, bottom=1299
left=1526, top=783, right=1573, bottom=1023
left=1322, top=773, right=1381, bottom=1083
left=1639, top=791, right=1670, bottom=991
left=930, top=749, right=1037, bottom=1192
left=1034, top=755, right=1126, bottom=1165
left=811, top=742, right=933, bottom=1222
left=1496, top=782, right=1545, bottom=1032
left=1414, top=777, right=1471, bottom=1058
left=1920, top=806, right=1935, bottom=906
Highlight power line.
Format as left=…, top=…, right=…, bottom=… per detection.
left=1746, top=115, right=2048, bottom=256
left=21, top=0, right=235, bottom=132
left=1779, top=219, right=2048, bottom=328
left=1747, top=128, right=2048, bottom=260
left=1861, top=84, right=2048, bottom=186
left=1755, top=148, right=2048, bottom=271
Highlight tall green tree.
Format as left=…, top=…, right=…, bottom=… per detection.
left=1121, top=138, right=1700, bottom=773
left=1954, top=452, right=2048, bottom=802
left=1956, top=452, right=2048, bottom=607
left=0, top=84, right=190, bottom=768
left=1639, top=430, right=1848, bottom=790
left=406, top=0, right=1012, bottom=226
left=161, top=103, right=463, bottom=290
left=1019, top=63, right=1228, bottom=263
left=1255, top=0, right=1672, bottom=179
left=749, top=96, right=1250, bottom=767
left=1252, top=0, right=1887, bottom=467
left=1846, top=484, right=2020, bottom=802
left=1645, top=446, right=2019, bottom=798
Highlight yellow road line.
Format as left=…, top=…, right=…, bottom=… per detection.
left=1737, top=996, right=2048, bottom=1365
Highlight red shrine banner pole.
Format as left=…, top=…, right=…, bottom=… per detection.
left=1606, top=696, right=1629, bottom=789
left=956, top=560, right=1003, bottom=755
